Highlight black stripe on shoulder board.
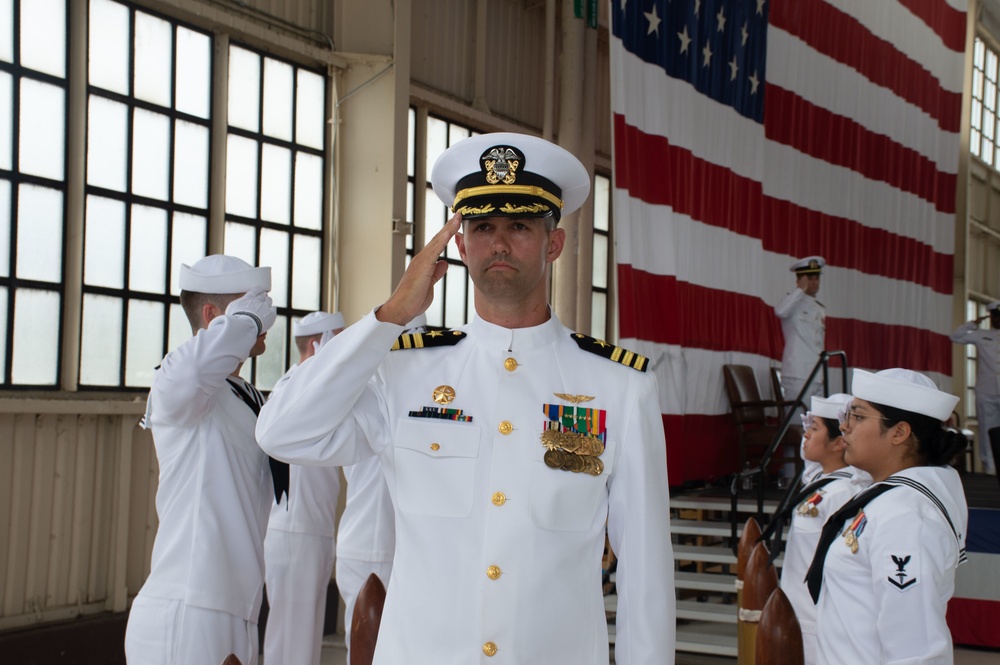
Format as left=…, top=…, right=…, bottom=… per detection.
left=571, top=333, right=648, bottom=372
left=391, top=329, right=466, bottom=351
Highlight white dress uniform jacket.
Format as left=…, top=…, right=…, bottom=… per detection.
left=815, top=466, right=968, bottom=665
left=775, top=289, right=826, bottom=389
left=949, top=321, right=999, bottom=471
left=264, top=364, right=343, bottom=665
left=257, top=311, right=676, bottom=665
left=780, top=467, right=869, bottom=665
left=130, top=315, right=273, bottom=643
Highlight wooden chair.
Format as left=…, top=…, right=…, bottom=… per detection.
left=737, top=541, right=778, bottom=665
left=723, top=364, right=802, bottom=474
left=350, top=573, right=387, bottom=665
left=768, top=368, right=788, bottom=423
left=755, top=587, right=804, bottom=665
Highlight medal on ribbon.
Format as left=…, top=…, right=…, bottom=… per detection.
left=796, top=490, right=824, bottom=518
left=842, top=510, right=867, bottom=554
left=540, top=401, right=607, bottom=476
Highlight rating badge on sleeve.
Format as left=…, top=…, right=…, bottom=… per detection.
left=540, top=398, right=607, bottom=476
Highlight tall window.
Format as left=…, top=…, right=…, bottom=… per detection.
left=82, top=0, right=213, bottom=389
left=225, top=44, right=326, bottom=390
left=0, top=0, right=68, bottom=386
left=963, top=299, right=990, bottom=421
left=591, top=173, right=611, bottom=340
left=972, top=36, right=1000, bottom=168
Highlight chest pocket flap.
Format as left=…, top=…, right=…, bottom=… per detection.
left=392, top=419, right=481, bottom=518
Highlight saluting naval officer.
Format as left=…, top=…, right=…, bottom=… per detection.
left=805, top=369, right=968, bottom=665
left=775, top=393, right=869, bottom=665
left=949, top=300, right=1000, bottom=473
left=775, top=256, right=827, bottom=410
left=125, top=255, right=280, bottom=665
left=257, top=132, right=676, bottom=664
left=263, top=311, right=346, bottom=665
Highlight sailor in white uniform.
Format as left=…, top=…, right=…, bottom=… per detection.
left=806, top=369, right=969, bottom=665
left=779, top=393, right=869, bottom=665
left=257, top=133, right=676, bottom=664
left=263, top=311, right=346, bottom=665
left=124, top=255, right=279, bottom=665
left=949, top=300, right=1000, bottom=473
left=775, top=256, right=827, bottom=412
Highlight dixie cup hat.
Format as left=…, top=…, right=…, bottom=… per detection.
left=179, top=255, right=271, bottom=294
left=293, top=311, right=346, bottom=337
left=809, top=393, right=853, bottom=421
left=851, top=368, right=959, bottom=422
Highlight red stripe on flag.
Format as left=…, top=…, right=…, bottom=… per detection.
left=947, top=597, right=1000, bottom=649
left=764, top=84, right=957, bottom=213
left=613, top=117, right=953, bottom=294
left=663, top=413, right=742, bottom=484
left=770, top=0, right=961, bottom=133
left=619, top=266, right=952, bottom=374
left=897, top=0, right=967, bottom=53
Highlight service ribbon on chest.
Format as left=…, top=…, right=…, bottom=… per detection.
left=540, top=402, right=607, bottom=476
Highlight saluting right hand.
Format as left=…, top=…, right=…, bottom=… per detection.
left=226, top=287, right=278, bottom=336
left=376, top=212, right=462, bottom=325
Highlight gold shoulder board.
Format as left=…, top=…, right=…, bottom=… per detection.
left=570, top=333, right=648, bottom=372
left=391, top=329, right=466, bottom=351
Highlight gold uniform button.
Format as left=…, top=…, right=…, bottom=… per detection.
left=430, top=443, right=440, bottom=451
left=483, top=642, right=498, bottom=657
left=486, top=565, right=502, bottom=580
left=491, top=491, right=506, bottom=506
left=503, top=357, right=518, bottom=371
left=498, top=421, right=513, bottom=435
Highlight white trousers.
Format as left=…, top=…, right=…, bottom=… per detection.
left=335, top=557, right=393, bottom=662
left=263, top=530, right=336, bottom=665
left=977, top=394, right=999, bottom=473
left=125, top=595, right=258, bottom=665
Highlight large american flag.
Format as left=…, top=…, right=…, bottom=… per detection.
left=610, top=0, right=967, bottom=484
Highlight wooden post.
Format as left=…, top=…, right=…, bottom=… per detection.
left=736, top=516, right=761, bottom=662
left=755, top=587, right=803, bottom=665
left=738, top=541, right=778, bottom=665
left=350, top=573, right=387, bottom=665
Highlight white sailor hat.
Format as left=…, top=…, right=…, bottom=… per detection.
left=988, top=301, right=1000, bottom=313
left=851, top=368, right=959, bottom=422
left=430, top=132, right=590, bottom=222
left=179, top=255, right=271, bottom=294
left=790, top=256, right=825, bottom=275
left=293, top=311, right=346, bottom=337
left=809, top=393, right=852, bottom=421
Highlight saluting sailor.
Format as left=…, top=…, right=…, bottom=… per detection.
left=125, top=255, right=280, bottom=665
left=805, top=369, right=968, bottom=665
left=775, top=393, right=870, bottom=665
left=257, top=133, right=676, bottom=664
left=775, top=256, right=827, bottom=410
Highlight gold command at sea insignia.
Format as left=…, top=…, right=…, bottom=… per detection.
left=433, top=385, right=456, bottom=405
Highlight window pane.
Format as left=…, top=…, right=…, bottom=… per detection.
left=254, top=313, right=287, bottom=391
left=223, top=220, right=256, bottom=265
left=228, top=46, right=260, bottom=132
left=291, top=234, right=320, bottom=310
left=173, top=119, right=209, bottom=207
left=79, top=293, right=122, bottom=385
left=16, top=184, right=63, bottom=282
left=89, top=0, right=130, bottom=95
left=407, top=107, right=415, bottom=177
left=591, top=292, right=607, bottom=340
left=259, top=228, right=288, bottom=307
left=0, top=179, right=9, bottom=276
left=449, top=124, right=471, bottom=146
left=444, top=269, right=467, bottom=327
left=295, top=69, right=324, bottom=150
left=0, top=72, right=11, bottom=170
left=84, top=195, right=125, bottom=288
left=262, top=58, right=293, bottom=141
left=175, top=27, right=211, bottom=119
left=19, top=78, right=65, bottom=180
left=167, top=302, right=190, bottom=354
left=426, top=116, right=448, bottom=177
left=125, top=299, right=164, bottom=386
left=260, top=144, right=291, bottom=225
left=226, top=134, right=259, bottom=217
left=0, top=286, right=6, bottom=380
left=87, top=95, right=128, bottom=191
left=21, top=0, right=65, bottom=78
left=134, top=12, right=172, bottom=107
left=12, top=288, right=59, bottom=384
left=170, top=212, right=207, bottom=294
left=0, top=0, right=12, bottom=63
left=592, top=234, right=608, bottom=288
left=594, top=175, right=610, bottom=232
left=293, top=152, right=322, bottom=230
left=424, top=185, right=446, bottom=250
left=132, top=108, right=171, bottom=200
left=129, top=204, right=167, bottom=293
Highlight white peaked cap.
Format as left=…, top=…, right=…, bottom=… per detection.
left=851, top=368, right=959, bottom=422
left=179, top=255, right=271, bottom=294
left=790, top=255, right=825, bottom=274
left=809, top=393, right=853, bottom=420
left=293, top=311, right=346, bottom=337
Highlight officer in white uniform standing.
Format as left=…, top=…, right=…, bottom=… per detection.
left=263, top=311, right=346, bottom=665
left=775, top=256, right=827, bottom=411
left=949, top=300, right=1000, bottom=473
left=125, top=255, right=279, bottom=665
left=805, top=369, right=968, bottom=665
left=778, top=393, right=869, bottom=665
left=257, top=133, right=676, bottom=664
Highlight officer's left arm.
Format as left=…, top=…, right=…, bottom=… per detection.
left=869, top=510, right=957, bottom=664
left=606, top=370, right=676, bottom=664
